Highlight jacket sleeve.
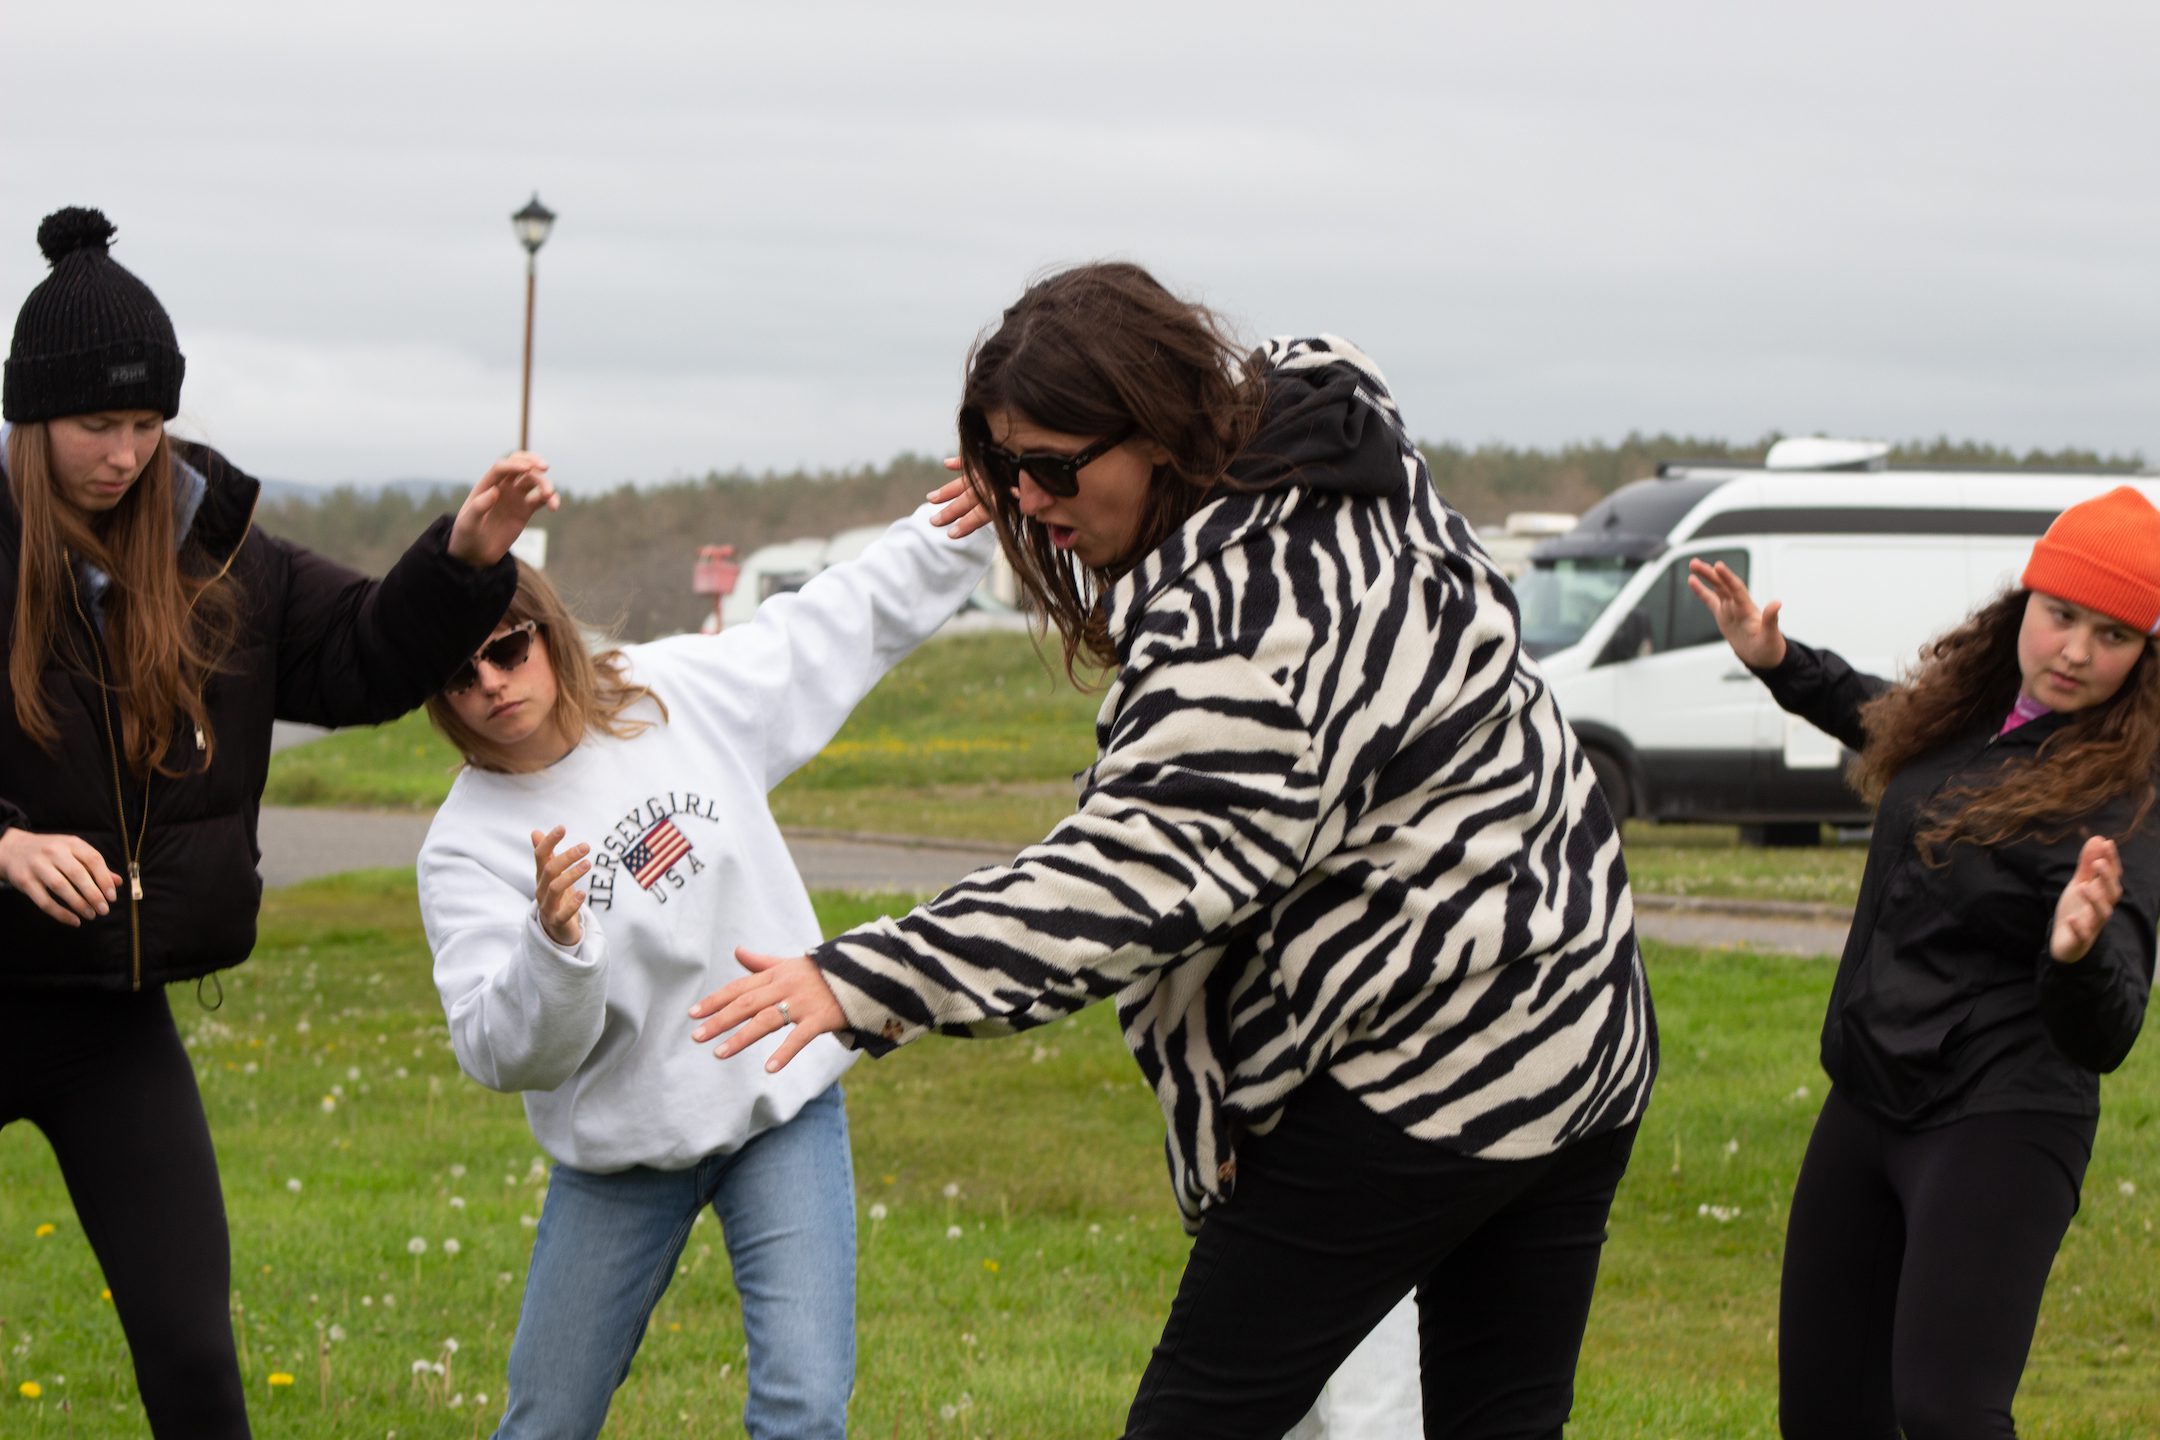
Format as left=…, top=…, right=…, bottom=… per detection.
left=419, top=838, right=612, bottom=1093
left=1750, top=637, right=1893, bottom=754
left=638, top=505, right=995, bottom=790
left=809, top=650, right=1323, bottom=1052
left=2033, top=815, right=2159, bottom=1073
left=271, top=516, right=518, bottom=727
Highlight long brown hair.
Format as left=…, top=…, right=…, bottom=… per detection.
left=424, top=561, right=666, bottom=773
left=956, top=262, right=1268, bottom=679
left=6, top=421, right=241, bottom=777
left=1851, top=588, right=2160, bottom=857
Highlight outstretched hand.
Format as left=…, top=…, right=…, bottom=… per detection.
left=449, top=452, right=560, bottom=568
left=532, top=826, right=590, bottom=948
left=2051, top=835, right=2124, bottom=964
left=927, top=456, right=994, bottom=539
left=689, top=948, right=845, bottom=1072
left=1686, top=559, right=1788, bottom=670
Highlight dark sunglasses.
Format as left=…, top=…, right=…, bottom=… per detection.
left=445, top=620, right=542, bottom=695
left=976, top=428, right=1133, bottom=499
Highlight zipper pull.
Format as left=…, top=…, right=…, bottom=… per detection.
left=129, top=863, right=143, bottom=902
left=194, top=724, right=206, bottom=750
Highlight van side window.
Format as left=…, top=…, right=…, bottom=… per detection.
left=1668, top=548, right=1748, bottom=651
left=1598, top=548, right=1749, bottom=664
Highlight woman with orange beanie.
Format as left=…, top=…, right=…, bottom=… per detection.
left=1689, top=484, right=2160, bottom=1439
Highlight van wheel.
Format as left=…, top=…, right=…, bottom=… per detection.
left=1586, top=748, right=1631, bottom=823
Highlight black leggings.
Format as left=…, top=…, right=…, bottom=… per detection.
left=1125, top=1077, right=1639, bottom=1440
left=1779, top=1088, right=2093, bottom=1440
left=0, top=988, right=251, bottom=1438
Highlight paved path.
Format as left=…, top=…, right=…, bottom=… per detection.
left=257, top=806, right=1849, bottom=957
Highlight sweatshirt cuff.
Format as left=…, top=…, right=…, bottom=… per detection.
left=525, top=909, right=605, bottom=972
left=813, top=934, right=924, bottom=1056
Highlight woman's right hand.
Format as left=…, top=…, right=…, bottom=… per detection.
left=0, top=827, right=118, bottom=926
left=531, top=826, right=591, bottom=948
left=1686, top=559, right=1788, bottom=670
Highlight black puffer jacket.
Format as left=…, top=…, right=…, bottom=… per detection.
left=1760, top=639, right=2158, bottom=1127
left=0, top=441, right=516, bottom=991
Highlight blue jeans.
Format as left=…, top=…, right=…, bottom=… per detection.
left=496, top=1084, right=856, bottom=1439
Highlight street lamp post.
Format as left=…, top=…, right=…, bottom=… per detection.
left=511, top=193, right=556, bottom=452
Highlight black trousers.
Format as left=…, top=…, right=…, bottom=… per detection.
left=1125, top=1078, right=1639, bottom=1440
left=1779, top=1087, right=2093, bottom=1440
left=0, top=988, right=251, bottom=1438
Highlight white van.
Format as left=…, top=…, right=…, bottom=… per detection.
left=1518, top=439, right=2160, bottom=840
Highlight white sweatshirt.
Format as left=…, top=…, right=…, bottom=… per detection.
left=417, top=506, right=996, bottom=1172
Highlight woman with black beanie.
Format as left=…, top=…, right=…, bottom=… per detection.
left=0, top=207, right=556, bottom=1437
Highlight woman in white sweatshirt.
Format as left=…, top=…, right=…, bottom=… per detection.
left=415, top=489, right=992, bottom=1440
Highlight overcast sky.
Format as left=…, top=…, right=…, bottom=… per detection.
left=5, top=1, right=2153, bottom=489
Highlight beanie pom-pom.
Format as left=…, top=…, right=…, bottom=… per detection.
left=36, top=207, right=117, bottom=266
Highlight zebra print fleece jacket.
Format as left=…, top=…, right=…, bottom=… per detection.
left=814, top=337, right=1658, bottom=1228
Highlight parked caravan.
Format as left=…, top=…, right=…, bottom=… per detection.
left=1520, top=439, right=2160, bottom=840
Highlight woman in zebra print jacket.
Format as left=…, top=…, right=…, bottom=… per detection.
left=693, top=262, right=1658, bottom=1437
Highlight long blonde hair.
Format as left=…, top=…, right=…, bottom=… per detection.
left=6, top=422, right=241, bottom=776
left=423, top=560, right=666, bottom=773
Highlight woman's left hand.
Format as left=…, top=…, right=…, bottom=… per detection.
left=689, top=948, right=846, bottom=1071
left=927, top=456, right=994, bottom=538
left=2051, top=834, right=2124, bottom=964
left=448, top=452, right=561, bottom=568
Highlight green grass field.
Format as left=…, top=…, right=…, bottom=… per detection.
left=2, top=873, right=2153, bottom=1437
left=262, top=632, right=1872, bottom=908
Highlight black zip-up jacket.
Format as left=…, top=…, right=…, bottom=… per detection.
left=0, top=441, right=516, bottom=991
left=1759, top=639, right=2158, bottom=1127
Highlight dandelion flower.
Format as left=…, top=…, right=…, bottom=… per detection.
left=2121, top=1180, right=2138, bottom=1198
left=18, top=1382, right=41, bottom=1399
left=267, top=1373, right=295, bottom=1388
left=328, top=1324, right=346, bottom=1343
left=33, top=1222, right=55, bottom=1238
left=100, top=1288, right=112, bottom=1302
left=946, top=1225, right=963, bottom=1240
left=286, top=1178, right=303, bottom=1193
left=443, top=1239, right=461, bottom=1257
left=443, top=1338, right=460, bottom=1354
left=942, top=1182, right=961, bottom=1199
left=407, top=1237, right=428, bottom=1256
left=411, top=1360, right=431, bottom=1375
left=983, top=1259, right=1000, bottom=1273
left=319, top=1096, right=337, bottom=1113
left=449, top=1164, right=467, bottom=1179
left=867, top=1204, right=888, bottom=1222
left=449, top=1196, right=466, bottom=1210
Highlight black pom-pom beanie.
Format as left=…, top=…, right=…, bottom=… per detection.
left=3, top=207, right=186, bottom=423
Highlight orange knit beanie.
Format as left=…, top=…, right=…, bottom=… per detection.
left=2021, top=485, right=2160, bottom=635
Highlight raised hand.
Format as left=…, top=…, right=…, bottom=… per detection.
left=0, top=827, right=119, bottom=927
left=688, top=948, right=846, bottom=1072
left=1686, top=558, right=1788, bottom=670
left=448, top=452, right=560, bottom=569
left=928, top=456, right=994, bottom=539
left=2051, top=835, right=2124, bottom=964
left=531, top=826, right=591, bottom=948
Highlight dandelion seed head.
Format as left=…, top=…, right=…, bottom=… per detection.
left=867, top=1203, right=888, bottom=1222
left=286, top=1178, right=303, bottom=1193
left=942, top=1182, right=961, bottom=1199
left=2120, top=1180, right=2138, bottom=1198
left=443, top=1238, right=462, bottom=1256
left=407, top=1237, right=427, bottom=1255
left=945, top=1225, right=963, bottom=1240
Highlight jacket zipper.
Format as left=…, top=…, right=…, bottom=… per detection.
left=63, top=563, right=149, bottom=990
left=53, top=494, right=259, bottom=991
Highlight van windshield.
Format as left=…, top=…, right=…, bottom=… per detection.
left=1517, top=557, right=1639, bottom=658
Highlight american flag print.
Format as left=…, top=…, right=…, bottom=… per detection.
left=623, top=817, right=693, bottom=888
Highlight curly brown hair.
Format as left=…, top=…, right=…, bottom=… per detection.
left=1850, top=588, right=2160, bottom=859
left=956, top=262, right=1269, bottom=681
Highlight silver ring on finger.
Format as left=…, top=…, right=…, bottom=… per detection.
left=776, top=1000, right=793, bottom=1025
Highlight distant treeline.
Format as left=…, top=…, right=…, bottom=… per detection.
left=256, top=435, right=2146, bottom=642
